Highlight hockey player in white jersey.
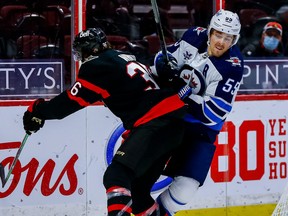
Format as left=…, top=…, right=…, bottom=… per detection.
left=130, top=9, right=244, bottom=216
left=156, top=9, right=244, bottom=216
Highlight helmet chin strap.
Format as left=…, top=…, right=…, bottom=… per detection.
left=207, top=44, right=213, bottom=57
left=207, top=35, right=212, bottom=56
left=92, top=47, right=99, bottom=53
left=82, top=55, right=98, bottom=63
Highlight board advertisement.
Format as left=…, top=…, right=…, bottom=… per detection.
left=0, top=101, right=286, bottom=215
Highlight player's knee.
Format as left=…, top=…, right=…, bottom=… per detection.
left=103, top=161, right=134, bottom=189
left=169, top=176, right=200, bottom=203
left=103, top=164, right=114, bottom=189
left=157, top=176, right=200, bottom=215
left=187, top=141, right=216, bottom=186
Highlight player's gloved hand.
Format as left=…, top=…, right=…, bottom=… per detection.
left=154, top=52, right=179, bottom=80
left=23, top=98, right=46, bottom=134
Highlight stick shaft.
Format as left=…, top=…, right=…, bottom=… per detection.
left=150, top=0, right=169, bottom=62
left=2, top=133, right=29, bottom=187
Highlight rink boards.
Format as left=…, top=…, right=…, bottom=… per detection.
left=0, top=98, right=287, bottom=215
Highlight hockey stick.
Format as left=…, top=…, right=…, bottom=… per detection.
left=150, top=0, right=169, bottom=62
left=0, top=133, right=30, bottom=188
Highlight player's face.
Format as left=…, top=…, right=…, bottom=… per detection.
left=208, top=30, right=234, bottom=57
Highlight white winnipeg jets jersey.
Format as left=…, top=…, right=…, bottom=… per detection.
left=163, top=26, right=244, bottom=131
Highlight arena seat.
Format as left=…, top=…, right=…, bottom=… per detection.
left=239, top=8, right=267, bottom=28
left=15, top=13, right=48, bottom=36
left=143, top=35, right=175, bottom=55
left=106, top=35, right=130, bottom=51
left=16, top=34, right=48, bottom=58
left=0, top=5, right=29, bottom=32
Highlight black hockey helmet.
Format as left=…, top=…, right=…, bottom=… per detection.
left=72, top=28, right=108, bottom=61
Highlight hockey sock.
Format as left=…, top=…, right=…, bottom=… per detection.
left=156, top=196, right=171, bottom=216
left=106, top=186, right=132, bottom=216
left=157, top=176, right=200, bottom=215
left=103, top=161, right=136, bottom=215
left=134, top=202, right=163, bottom=216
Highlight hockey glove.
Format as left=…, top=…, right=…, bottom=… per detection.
left=23, top=98, right=46, bottom=134
left=154, top=52, right=179, bottom=80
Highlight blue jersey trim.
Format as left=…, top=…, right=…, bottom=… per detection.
left=211, top=97, right=232, bottom=112
left=203, top=103, right=222, bottom=122
left=184, top=114, right=224, bottom=131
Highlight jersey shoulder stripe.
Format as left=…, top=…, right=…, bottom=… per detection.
left=181, top=27, right=208, bottom=49
left=203, top=103, right=223, bottom=123
left=67, top=90, right=90, bottom=107
left=77, top=78, right=110, bottom=99
left=210, top=96, right=232, bottom=112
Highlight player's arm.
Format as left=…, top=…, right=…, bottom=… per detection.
left=151, top=27, right=195, bottom=78
left=151, top=41, right=186, bottom=79
left=184, top=90, right=232, bottom=125
left=184, top=67, right=243, bottom=126
left=151, top=27, right=202, bottom=86
left=23, top=75, right=103, bottom=133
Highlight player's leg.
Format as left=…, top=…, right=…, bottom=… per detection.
left=131, top=155, right=169, bottom=216
left=103, top=123, right=156, bottom=216
left=131, top=118, right=186, bottom=215
left=157, top=124, right=217, bottom=215
left=103, top=161, right=134, bottom=216
left=157, top=176, right=200, bottom=215
left=103, top=115, right=185, bottom=216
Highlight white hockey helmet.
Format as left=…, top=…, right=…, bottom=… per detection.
left=207, top=9, right=241, bottom=46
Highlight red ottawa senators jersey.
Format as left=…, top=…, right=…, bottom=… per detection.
left=36, top=49, right=185, bottom=129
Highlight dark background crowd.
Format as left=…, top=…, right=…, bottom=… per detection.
left=1, top=0, right=288, bottom=87
left=85, top=0, right=288, bottom=59
left=1, top=0, right=288, bottom=58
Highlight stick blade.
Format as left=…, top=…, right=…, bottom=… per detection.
left=0, top=163, right=6, bottom=188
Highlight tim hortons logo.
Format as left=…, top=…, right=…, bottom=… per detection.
left=0, top=141, right=79, bottom=198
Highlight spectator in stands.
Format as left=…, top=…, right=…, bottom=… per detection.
left=86, top=0, right=119, bottom=35
left=114, top=0, right=141, bottom=40
left=187, top=0, right=212, bottom=27
left=86, top=0, right=140, bottom=40
left=276, top=5, right=288, bottom=55
left=140, top=0, right=175, bottom=41
left=242, top=21, right=284, bottom=57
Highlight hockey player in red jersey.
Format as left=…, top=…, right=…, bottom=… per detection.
left=22, top=28, right=190, bottom=216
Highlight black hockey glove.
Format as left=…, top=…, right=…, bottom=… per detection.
left=23, top=98, right=46, bottom=134
left=154, top=52, right=179, bottom=80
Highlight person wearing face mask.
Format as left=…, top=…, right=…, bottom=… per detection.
left=242, top=21, right=284, bottom=57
